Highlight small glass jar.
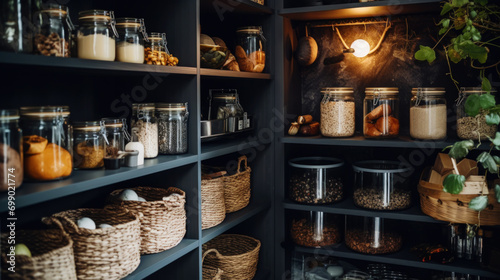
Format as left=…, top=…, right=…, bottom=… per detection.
left=115, top=17, right=146, bottom=63
left=456, top=87, right=498, bottom=140
left=73, top=121, right=105, bottom=169
left=33, top=4, right=73, bottom=57
left=20, top=106, right=72, bottom=181
left=345, top=215, right=402, bottom=254
left=320, top=87, right=355, bottom=137
left=352, top=160, right=411, bottom=210
left=288, top=157, right=344, bottom=204
left=209, top=89, right=245, bottom=132
left=363, top=87, right=399, bottom=139
left=144, top=32, right=167, bottom=65
left=0, top=109, right=23, bottom=191
left=235, top=26, right=266, bottom=73
left=101, top=118, right=130, bottom=158
left=156, top=103, right=189, bottom=154
left=290, top=211, right=342, bottom=248
left=77, top=9, right=117, bottom=61
left=131, top=103, right=158, bottom=158
left=0, top=0, right=33, bottom=53
left=410, top=87, right=447, bottom=140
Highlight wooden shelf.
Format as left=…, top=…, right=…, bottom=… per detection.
left=200, top=68, right=272, bottom=79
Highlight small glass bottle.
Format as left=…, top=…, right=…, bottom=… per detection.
left=410, top=87, right=447, bottom=140
left=73, top=121, right=106, bottom=169
left=320, top=87, right=355, bottom=137
left=456, top=87, right=498, bottom=140
left=77, top=9, right=117, bottom=61
left=0, top=109, right=23, bottom=191
left=144, top=32, right=167, bottom=65
left=345, top=215, right=402, bottom=255
left=290, top=211, right=341, bottom=248
left=363, top=87, right=399, bottom=139
left=235, top=26, right=266, bottom=73
left=101, top=118, right=130, bottom=158
left=125, top=127, right=144, bottom=165
left=20, top=106, right=72, bottom=181
left=131, top=103, right=158, bottom=158
left=33, top=4, right=73, bottom=57
left=115, top=17, right=147, bottom=63
left=156, top=103, right=189, bottom=155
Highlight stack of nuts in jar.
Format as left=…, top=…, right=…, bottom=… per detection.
left=35, top=33, right=70, bottom=57
left=364, top=104, right=399, bottom=138
left=288, top=115, right=319, bottom=136
left=144, top=47, right=179, bottom=66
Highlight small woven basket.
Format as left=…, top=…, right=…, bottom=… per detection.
left=223, top=156, right=251, bottom=213
left=108, top=186, right=187, bottom=254
left=42, top=206, right=141, bottom=280
left=202, top=171, right=226, bottom=229
left=1, top=229, right=77, bottom=280
left=202, top=234, right=260, bottom=280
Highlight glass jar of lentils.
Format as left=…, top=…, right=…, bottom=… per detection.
left=156, top=102, right=189, bottom=154
left=320, top=87, right=355, bottom=137
left=288, top=157, right=344, bottom=204
left=131, top=103, right=158, bottom=158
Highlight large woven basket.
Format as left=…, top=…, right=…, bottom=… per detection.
left=418, top=170, right=500, bottom=226
left=202, top=245, right=223, bottom=280
left=42, top=207, right=141, bottom=280
left=201, top=171, right=226, bottom=230
left=108, top=186, right=186, bottom=254
left=223, top=156, right=251, bottom=213
left=1, top=229, right=77, bottom=280
left=202, top=234, right=260, bottom=280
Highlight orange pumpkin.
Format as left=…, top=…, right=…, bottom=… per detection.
left=24, top=143, right=72, bottom=181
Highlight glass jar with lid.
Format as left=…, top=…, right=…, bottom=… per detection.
left=131, top=103, right=158, bottom=158
left=235, top=26, right=266, bottom=73
left=0, top=0, right=33, bottom=53
left=115, top=17, right=146, bottom=63
left=363, top=87, right=399, bottom=139
left=290, top=211, right=342, bottom=248
left=144, top=32, right=167, bottom=65
left=288, top=157, right=344, bottom=204
left=73, top=121, right=106, bottom=169
left=20, top=106, right=72, bottom=181
left=352, top=160, right=411, bottom=210
left=33, top=4, right=74, bottom=57
left=101, top=118, right=130, bottom=158
left=345, top=215, right=402, bottom=254
left=0, top=109, right=23, bottom=191
left=209, top=89, right=246, bottom=132
left=456, top=87, right=498, bottom=140
left=77, top=9, right=117, bottom=61
left=320, top=87, right=355, bottom=137
left=156, top=103, right=189, bottom=154
left=410, top=87, right=447, bottom=140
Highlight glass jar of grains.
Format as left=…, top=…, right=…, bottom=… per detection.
left=77, top=10, right=117, bottom=61
left=456, top=87, right=498, bottom=140
left=156, top=103, right=189, bottom=155
left=0, top=109, right=23, bottom=191
left=73, top=121, right=106, bottom=169
left=320, top=87, right=355, bottom=137
left=115, top=17, right=146, bottom=63
left=410, top=87, right=447, bottom=140
left=363, top=87, right=399, bottom=139
left=131, top=103, right=158, bottom=158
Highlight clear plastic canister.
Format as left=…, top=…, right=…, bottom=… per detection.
left=0, top=109, right=23, bottom=191
left=456, top=87, right=498, bottom=140
left=288, top=157, right=344, bottom=204
left=345, top=215, right=402, bottom=254
left=410, top=87, right=447, bottom=140
left=363, top=87, right=399, bottom=139
left=352, top=160, right=411, bottom=210
left=290, top=211, right=342, bottom=248
left=73, top=121, right=105, bottom=169
left=320, top=87, right=355, bottom=137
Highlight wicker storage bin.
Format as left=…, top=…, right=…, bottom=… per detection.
left=108, top=186, right=186, bottom=254
left=42, top=207, right=140, bottom=280
left=202, top=234, right=260, bottom=280
left=1, top=229, right=77, bottom=280
left=202, top=247, right=223, bottom=280
left=202, top=171, right=226, bottom=230
left=223, top=156, right=251, bottom=213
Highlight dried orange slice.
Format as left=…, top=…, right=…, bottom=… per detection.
left=23, top=135, right=48, bottom=155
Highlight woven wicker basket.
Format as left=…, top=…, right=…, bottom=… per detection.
left=42, top=207, right=141, bottom=280
left=108, top=186, right=186, bottom=254
left=202, top=246, right=223, bottom=280
left=202, top=171, right=226, bottom=230
left=202, top=234, right=260, bottom=280
left=223, top=156, right=251, bottom=213
left=1, top=229, right=77, bottom=280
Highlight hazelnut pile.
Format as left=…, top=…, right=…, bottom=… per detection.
left=144, top=47, right=179, bottom=66
left=35, top=32, right=70, bottom=57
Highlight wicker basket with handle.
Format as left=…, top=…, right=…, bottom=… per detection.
left=107, top=186, right=186, bottom=254
left=223, top=156, right=251, bottom=213
left=202, top=243, right=224, bottom=280
left=201, top=171, right=226, bottom=229
left=1, top=229, right=77, bottom=280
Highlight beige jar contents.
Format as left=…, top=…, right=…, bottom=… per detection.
left=117, top=41, right=144, bottom=63
left=410, top=104, right=447, bottom=140
left=78, top=34, right=115, bottom=61
left=320, top=101, right=355, bottom=137
left=457, top=113, right=498, bottom=140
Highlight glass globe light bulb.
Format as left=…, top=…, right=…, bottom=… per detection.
left=350, top=39, right=370, bottom=58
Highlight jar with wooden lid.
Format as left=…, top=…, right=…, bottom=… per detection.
left=320, top=87, right=355, bottom=137
left=115, top=17, right=146, bottom=63
left=456, top=87, right=498, bottom=140
left=77, top=9, right=117, bottom=61
left=101, top=118, right=130, bottom=158
left=363, top=87, right=399, bottom=139
left=73, top=121, right=106, bottom=169
left=144, top=32, right=167, bottom=65
left=131, top=103, right=158, bottom=158
left=156, top=103, right=189, bottom=155
left=33, top=4, right=74, bottom=57
left=235, top=26, right=266, bottom=73
left=0, top=109, right=23, bottom=191
left=20, top=106, right=72, bottom=181
left=410, top=87, right=447, bottom=140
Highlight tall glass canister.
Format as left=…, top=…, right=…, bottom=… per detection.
left=131, top=103, right=158, bottom=158
left=320, top=87, right=355, bottom=137
left=235, top=26, right=266, bottom=73
left=156, top=103, right=189, bottom=155
left=33, top=4, right=73, bottom=57
left=363, top=87, right=399, bottom=139
left=410, top=87, right=447, bottom=140
left=0, top=109, right=23, bottom=191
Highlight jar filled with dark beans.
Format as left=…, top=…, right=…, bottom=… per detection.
left=352, top=160, right=411, bottom=210
left=290, top=211, right=341, bottom=248
left=288, top=157, right=344, bottom=204
left=345, top=215, right=402, bottom=255
left=156, top=103, right=189, bottom=154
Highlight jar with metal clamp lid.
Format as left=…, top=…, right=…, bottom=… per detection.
left=156, top=103, right=189, bottom=154
left=456, top=87, right=498, bottom=140
left=320, top=87, right=355, bottom=137
left=144, top=32, right=167, bottom=65
left=0, top=109, right=23, bottom=190
left=363, top=87, right=399, bottom=139
left=77, top=9, right=118, bottom=61
left=33, top=3, right=74, bottom=57
left=101, top=118, right=130, bottom=158
left=131, top=103, right=158, bottom=158
left=235, top=26, right=266, bottom=73
left=209, top=89, right=246, bottom=133
left=73, top=121, right=106, bottom=169
left=410, top=87, right=447, bottom=140
left=115, top=17, right=147, bottom=63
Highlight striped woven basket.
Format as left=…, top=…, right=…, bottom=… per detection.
left=201, top=171, right=226, bottom=229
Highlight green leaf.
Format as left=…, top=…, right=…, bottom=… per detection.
left=465, top=94, right=481, bottom=116
left=441, top=3, right=453, bottom=15
left=482, top=77, right=492, bottom=93
left=463, top=32, right=472, bottom=40
left=448, top=47, right=462, bottom=63
left=479, top=93, right=496, bottom=109
left=415, top=45, right=436, bottom=63
left=470, top=10, right=477, bottom=18
left=469, top=195, right=488, bottom=211
left=495, top=184, right=500, bottom=203
left=493, top=156, right=500, bottom=165
left=448, top=140, right=475, bottom=160
left=477, top=151, right=499, bottom=173
left=452, top=0, right=469, bottom=7
left=458, top=41, right=488, bottom=63
left=488, top=132, right=500, bottom=146
left=442, top=19, right=451, bottom=28
left=443, top=174, right=466, bottom=194
left=486, top=113, right=500, bottom=125
left=474, top=0, right=488, bottom=6
left=439, top=27, right=448, bottom=35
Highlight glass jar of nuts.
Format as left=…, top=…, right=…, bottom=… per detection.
left=144, top=32, right=178, bottom=66
left=33, top=4, right=74, bottom=57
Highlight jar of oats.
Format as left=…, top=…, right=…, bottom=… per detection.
left=131, top=103, right=158, bottom=158
left=320, top=87, right=355, bottom=137
left=410, top=87, right=447, bottom=140
left=456, top=87, right=497, bottom=140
